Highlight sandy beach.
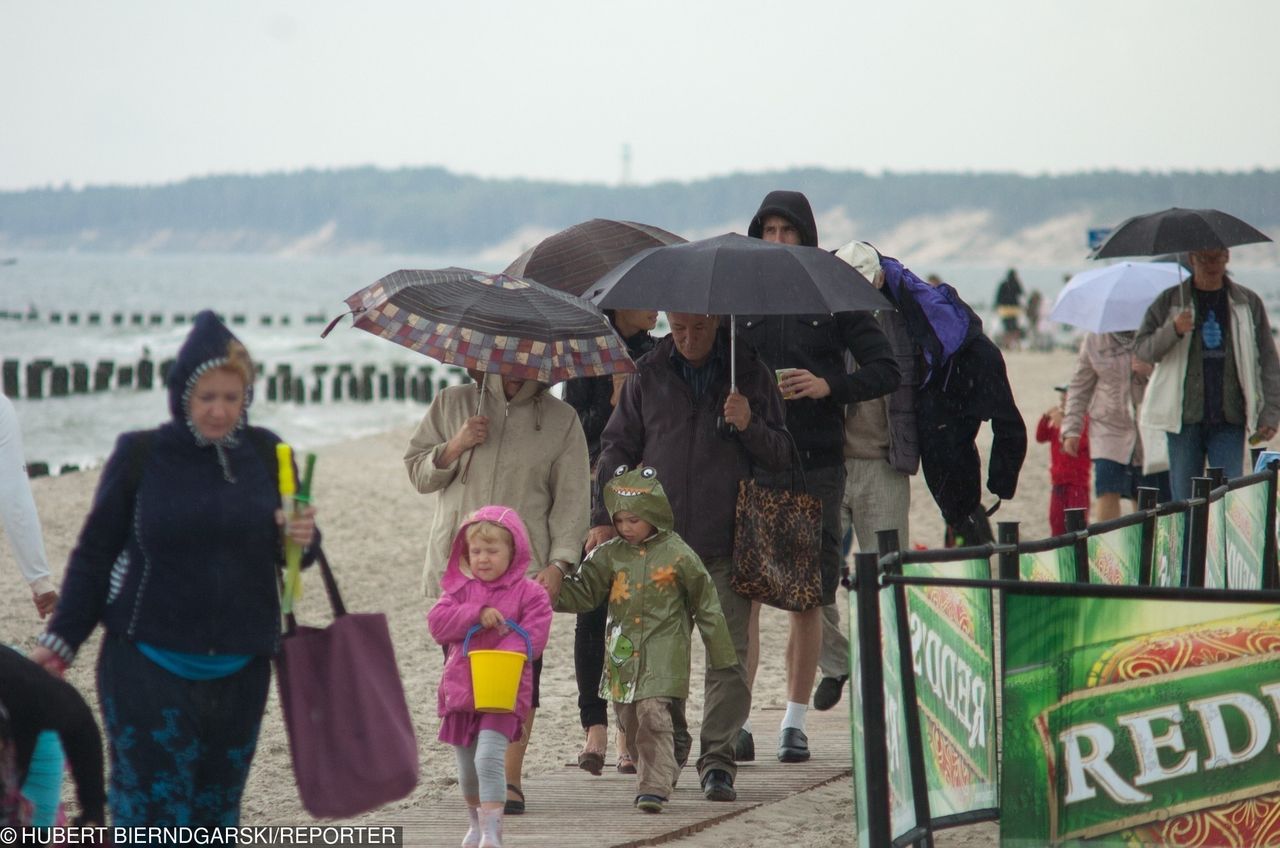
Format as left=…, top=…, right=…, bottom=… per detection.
left=2, top=346, right=1077, bottom=846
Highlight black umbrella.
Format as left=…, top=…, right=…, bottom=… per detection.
left=1092, top=207, right=1273, bottom=259
left=588, top=233, right=891, bottom=389
left=503, top=219, right=687, bottom=297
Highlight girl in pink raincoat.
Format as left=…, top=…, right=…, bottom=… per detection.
left=427, top=505, right=553, bottom=848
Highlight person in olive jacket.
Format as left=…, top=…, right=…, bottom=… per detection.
left=736, top=190, right=900, bottom=765
left=557, top=466, right=736, bottom=814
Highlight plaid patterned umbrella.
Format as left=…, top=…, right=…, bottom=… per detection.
left=503, top=219, right=686, bottom=297
left=331, top=268, right=636, bottom=383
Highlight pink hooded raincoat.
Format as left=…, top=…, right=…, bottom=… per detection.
left=427, top=505, right=553, bottom=745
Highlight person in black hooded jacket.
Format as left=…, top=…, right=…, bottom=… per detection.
left=736, top=190, right=900, bottom=765
left=31, top=311, right=318, bottom=827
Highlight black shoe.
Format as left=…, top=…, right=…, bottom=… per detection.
left=778, top=728, right=810, bottom=763
left=733, top=728, right=755, bottom=762
left=813, top=675, right=849, bottom=711
left=701, top=768, right=737, bottom=802
left=504, top=783, right=525, bottom=815
left=635, top=794, right=667, bottom=813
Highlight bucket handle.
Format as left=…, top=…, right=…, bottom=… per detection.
left=462, top=620, right=533, bottom=661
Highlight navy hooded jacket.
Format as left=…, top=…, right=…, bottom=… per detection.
left=40, top=311, right=306, bottom=664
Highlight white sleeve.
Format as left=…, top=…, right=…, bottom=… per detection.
left=0, top=395, right=53, bottom=593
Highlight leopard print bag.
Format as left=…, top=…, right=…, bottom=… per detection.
left=731, top=477, right=823, bottom=612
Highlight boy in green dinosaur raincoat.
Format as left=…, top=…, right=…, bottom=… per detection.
left=556, top=465, right=737, bottom=813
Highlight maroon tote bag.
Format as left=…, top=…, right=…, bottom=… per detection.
left=275, top=547, right=419, bottom=818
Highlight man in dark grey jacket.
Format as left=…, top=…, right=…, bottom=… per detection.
left=736, top=191, right=900, bottom=764
left=591, top=312, right=791, bottom=802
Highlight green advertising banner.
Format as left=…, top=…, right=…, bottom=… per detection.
left=903, top=559, right=998, bottom=820
left=849, top=584, right=918, bottom=847
left=1087, top=524, right=1142, bottom=586
left=1152, top=512, right=1184, bottom=588
left=1019, top=546, right=1075, bottom=583
left=1225, top=482, right=1268, bottom=589
left=1002, top=596, right=1280, bottom=846
left=1205, top=497, right=1227, bottom=589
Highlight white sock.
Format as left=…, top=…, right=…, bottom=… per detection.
left=781, top=701, right=808, bottom=734
left=741, top=719, right=752, bottom=734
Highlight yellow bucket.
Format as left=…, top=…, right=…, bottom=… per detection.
left=464, top=621, right=532, bottom=714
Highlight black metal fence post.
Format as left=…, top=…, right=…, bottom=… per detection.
left=1187, top=477, right=1212, bottom=587
left=1065, top=508, right=1089, bottom=583
left=1136, top=487, right=1159, bottom=586
left=854, top=552, right=891, bottom=847
left=1264, top=460, right=1279, bottom=590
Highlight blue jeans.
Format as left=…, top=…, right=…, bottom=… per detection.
left=1165, top=422, right=1245, bottom=501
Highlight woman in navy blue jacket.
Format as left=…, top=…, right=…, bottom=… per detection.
left=31, top=311, right=317, bottom=827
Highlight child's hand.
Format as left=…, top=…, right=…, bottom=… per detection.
left=1044, top=407, right=1063, bottom=427
left=479, top=607, right=508, bottom=632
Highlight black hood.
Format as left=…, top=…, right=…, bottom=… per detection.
left=747, top=190, right=818, bottom=247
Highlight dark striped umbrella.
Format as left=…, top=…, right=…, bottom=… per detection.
left=327, top=268, right=636, bottom=383
left=503, top=219, right=686, bottom=297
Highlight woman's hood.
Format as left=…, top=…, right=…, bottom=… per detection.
left=441, top=505, right=535, bottom=593
left=167, top=309, right=253, bottom=431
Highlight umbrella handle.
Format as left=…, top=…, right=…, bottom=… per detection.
left=461, top=373, right=485, bottom=484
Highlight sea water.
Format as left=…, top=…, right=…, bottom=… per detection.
left=2, top=252, right=1278, bottom=470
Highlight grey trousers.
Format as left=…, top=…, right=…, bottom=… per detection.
left=695, top=554, right=751, bottom=780
left=819, top=457, right=911, bottom=680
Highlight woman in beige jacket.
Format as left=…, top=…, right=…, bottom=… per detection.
left=406, top=370, right=590, bottom=814
left=1061, top=331, right=1170, bottom=519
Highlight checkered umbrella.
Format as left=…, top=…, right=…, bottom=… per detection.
left=327, top=268, right=637, bottom=383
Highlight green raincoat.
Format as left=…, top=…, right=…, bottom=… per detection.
left=556, top=466, right=737, bottom=703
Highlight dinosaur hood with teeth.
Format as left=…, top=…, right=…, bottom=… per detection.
left=604, top=466, right=674, bottom=535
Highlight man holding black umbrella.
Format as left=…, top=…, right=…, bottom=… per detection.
left=737, top=191, right=900, bottom=764
left=1135, top=247, right=1280, bottom=501
left=591, top=311, right=792, bottom=802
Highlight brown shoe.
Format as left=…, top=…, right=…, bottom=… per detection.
left=577, top=749, right=605, bottom=776
left=616, top=752, right=637, bottom=774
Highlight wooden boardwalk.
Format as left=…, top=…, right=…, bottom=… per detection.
left=388, top=707, right=853, bottom=847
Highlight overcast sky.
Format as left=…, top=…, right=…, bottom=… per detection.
left=3, top=0, right=1278, bottom=191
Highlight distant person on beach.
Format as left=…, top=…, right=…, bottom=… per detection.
left=591, top=311, right=790, bottom=802
left=994, top=268, right=1024, bottom=350
left=1025, top=289, right=1045, bottom=350
left=556, top=467, right=735, bottom=814
left=738, top=190, right=899, bottom=766
left=30, top=311, right=318, bottom=827
left=0, top=394, right=57, bottom=618
left=1134, top=248, right=1280, bottom=501
left=811, top=241, right=917, bottom=714
left=1038, top=386, right=1090, bottom=535
left=1062, top=331, right=1169, bottom=518
left=0, top=645, right=105, bottom=829
left=405, top=370, right=589, bottom=814
left=428, top=506, right=552, bottom=848
left=562, top=308, right=658, bottom=776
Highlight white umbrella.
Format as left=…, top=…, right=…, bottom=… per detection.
left=1049, top=261, right=1189, bottom=333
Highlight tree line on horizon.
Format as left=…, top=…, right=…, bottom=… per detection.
left=1, top=166, right=1277, bottom=253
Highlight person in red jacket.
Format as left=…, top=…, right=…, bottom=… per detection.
left=1037, top=386, right=1091, bottom=535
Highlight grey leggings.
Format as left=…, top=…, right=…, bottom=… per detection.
left=454, top=729, right=509, bottom=804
